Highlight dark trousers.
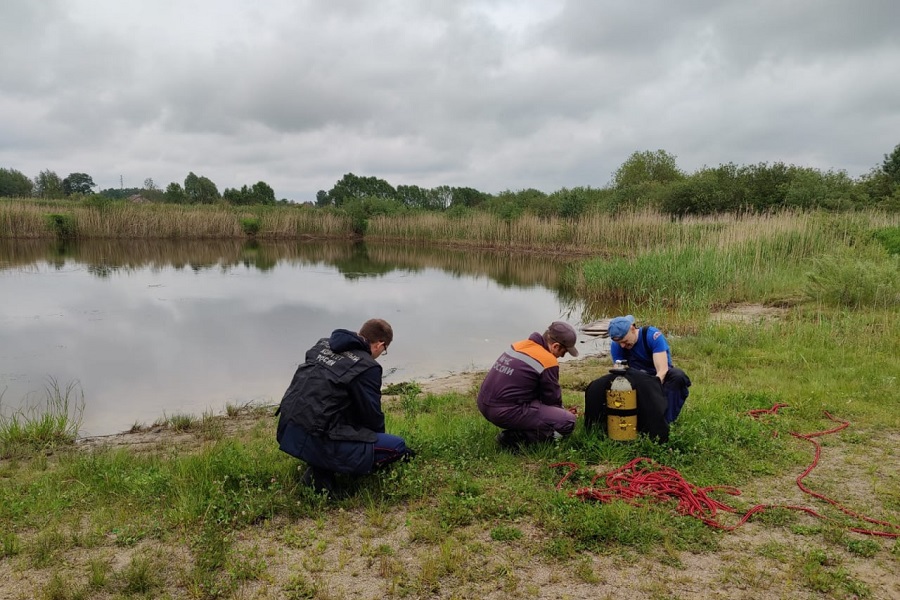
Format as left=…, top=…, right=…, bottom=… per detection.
left=663, top=367, right=690, bottom=423
left=278, top=422, right=412, bottom=475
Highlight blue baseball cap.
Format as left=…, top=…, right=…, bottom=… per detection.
left=607, top=315, right=635, bottom=341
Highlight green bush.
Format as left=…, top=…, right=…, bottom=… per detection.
left=873, top=226, right=900, bottom=255
left=240, top=217, right=261, bottom=237
left=44, top=213, right=77, bottom=239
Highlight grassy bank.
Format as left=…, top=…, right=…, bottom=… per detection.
left=1, top=306, right=898, bottom=598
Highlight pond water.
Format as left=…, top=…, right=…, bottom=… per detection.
left=0, top=239, right=612, bottom=437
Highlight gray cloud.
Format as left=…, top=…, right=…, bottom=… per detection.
left=1, top=0, right=898, bottom=201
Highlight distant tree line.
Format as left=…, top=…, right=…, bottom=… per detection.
left=0, top=169, right=281, bottom=207
left=2, top=143, right=898, bottom=219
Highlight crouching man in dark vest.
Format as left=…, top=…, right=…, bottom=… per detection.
left=276, top=318, right=414, bottom=496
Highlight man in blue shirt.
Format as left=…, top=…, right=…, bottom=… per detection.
left=608, top=315, right=690, bottom=423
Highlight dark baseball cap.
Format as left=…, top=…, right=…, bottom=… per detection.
left=548, top=321, right=579, bottom=357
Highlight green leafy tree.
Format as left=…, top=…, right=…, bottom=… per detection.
left=882, top=143, right=900, bottom=184
left=552, top=187, right=592, bottom=219
left=184, top=172, right=200, bottom=201
left=184, top=172, right=219, bottom=204
left=857, top=143, right=900, bottom=204
left=340, top=196, right=406, bottom=235
left=734, top=162, right=794, bottom=211
left=485, top=188, right=549, bottom=216
left=396, top=184, right=430, bottom=209
left=427, top=185, right=453, bottom=210
left=450, top=186, right=488, bottom=209
left=484, top=190, right=526, bottom=220
left=222, top=186, right=247, bottom=204
left=99, top=187, right=142, bottom=199
left=164, top=182, right=187, bottom=204
left=327, top=173, right=396, bottom=206
left=612, top=150, right=684, bottom=189
left=222, top=181, right=276, bottom=205
left=250, top=181, right=275, bottom=205
left=0, top=167, right=34, bottom=197
left=63, top=173, right=97, bottom=196
left=35, top=169, right=65, bottom=198
left=659, top=165, right=741, bottom=216
left=315, top=190, right=330, bottom=207
left=62, top=172, right=96, bottom=195
left=783, top=168, right=862, bottom=210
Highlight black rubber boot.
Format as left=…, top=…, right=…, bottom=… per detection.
left=300, top=466, right=337, bottom=496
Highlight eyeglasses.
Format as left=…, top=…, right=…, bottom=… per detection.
left=381, top=342, right=388, bottom=355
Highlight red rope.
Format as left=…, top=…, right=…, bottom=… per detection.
left=552, top=405, right=900, bottom=537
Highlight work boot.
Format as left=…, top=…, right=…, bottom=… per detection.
left=300, top=466, right=337, bottom=497
left=496, top=430, right=530, bottom=452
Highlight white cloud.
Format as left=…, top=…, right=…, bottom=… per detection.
left=1, top=0, right=898, bottom=200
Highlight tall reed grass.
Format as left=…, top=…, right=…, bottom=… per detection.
left=562, top=209, right=900, bottom=325
left=369, top=208, right=899, bottom=255
left=0, top=200, right=354, bottom=239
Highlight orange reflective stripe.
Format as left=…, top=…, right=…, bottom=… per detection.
left=511, top=339, right=558, bottom=369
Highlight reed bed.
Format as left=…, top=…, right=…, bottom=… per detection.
left=370, top=208, right=900, bottom=257
left=0, top=200, right=354, bottom=239
left=4, top=199, right=896, bottom=251
left=566, top=210, right=900, bottom=329
left=0, top=201, right=50, bottom=238
left=256, top=207, right=351, bottom=238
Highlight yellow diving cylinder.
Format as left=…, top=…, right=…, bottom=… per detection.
left=606, top=373, right=638, bottom=441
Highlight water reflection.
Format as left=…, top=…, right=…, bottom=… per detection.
left=1, top=238, right=573, bottom=291
left=0, top=239, right=611, bottom=436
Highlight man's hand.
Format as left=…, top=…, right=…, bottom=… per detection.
left=567, top=405, right=579, bottom=416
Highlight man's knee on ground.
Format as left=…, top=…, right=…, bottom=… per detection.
left=557, top=412, right=576, bottom=436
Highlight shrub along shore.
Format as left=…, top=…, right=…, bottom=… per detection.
left=1, top=201, right=899, bottom=598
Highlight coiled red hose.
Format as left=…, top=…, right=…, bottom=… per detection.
left=552, top=405, right=899, bottom=537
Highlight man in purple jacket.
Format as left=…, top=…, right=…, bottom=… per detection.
left=477, top=321, right=579, bottom=449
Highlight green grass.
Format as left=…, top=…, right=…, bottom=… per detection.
left=0, top=378, right=84, bottom=458
left=1, top=307, right=896, bottom=596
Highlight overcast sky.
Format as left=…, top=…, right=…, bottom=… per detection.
left=2, top=1, right=898, bottom=202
